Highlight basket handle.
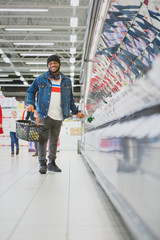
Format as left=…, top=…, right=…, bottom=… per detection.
left=22, top=108, right=39, bottom=126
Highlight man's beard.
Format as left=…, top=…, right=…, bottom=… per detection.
left=49, top=66, right=60, bottom=74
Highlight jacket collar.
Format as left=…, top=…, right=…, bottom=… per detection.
left=44, top=71, right=67, bottom=80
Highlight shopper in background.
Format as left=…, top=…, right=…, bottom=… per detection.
left=25, top=92, right=38, bottom=157
left=25, top=110, right=34, bottom=121
left=26, top=55, right=84, bottom=174
left=25, top=111, right=38, bottom=157
left=9, top=110, right=19, bottom=156
left=0, top=104, right=3, bottom=134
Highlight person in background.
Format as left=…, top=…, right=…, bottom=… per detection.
left=25, top=92, right=38, bottom=157
left=25, top=110, right=38, bottom=157
left=9, top=110, right=19, bottom=156
left=0, top=104, right=3, bottom=134
left=26, top=55, right=84, bottom=174
left=25, top=110, right=34, bottom=121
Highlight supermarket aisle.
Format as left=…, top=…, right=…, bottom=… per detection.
left=0, top=148, right=133, bottom=240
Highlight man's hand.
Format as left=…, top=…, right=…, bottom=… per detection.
left=76, top=112, right=85, bottom=119
left=27, top=105, right=34, bottom=112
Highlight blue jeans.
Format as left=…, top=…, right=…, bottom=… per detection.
left=10, top=132, right=19, bottom=152
left=38, top=116, right=62, bottom=164
left=25, top=111, right=34, bottom=120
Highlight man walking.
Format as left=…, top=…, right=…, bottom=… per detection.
left=26, top=55, right=84, bottom=174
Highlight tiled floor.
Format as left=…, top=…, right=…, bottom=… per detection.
left=0, top=148, right=133, bottom=240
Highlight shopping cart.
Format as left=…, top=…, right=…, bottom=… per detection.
left=16, top=109, right=44, bottom=142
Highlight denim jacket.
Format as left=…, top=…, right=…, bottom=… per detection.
left=26, top=71, right=78, bottom=119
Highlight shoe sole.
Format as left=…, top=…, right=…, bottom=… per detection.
left=39, top=170, right=47, bottom=174
left=48, top=168, right=61, bottom=172
left=39, top=171, right=46, bottom=174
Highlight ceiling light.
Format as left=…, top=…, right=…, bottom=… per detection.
left=14, top=42, right=54, bottom=46
left=33, top=74, right=39, bottom=77
left=70, top=35, right=77, bottom=43
left=30, top=69, right=47, bottom=72
left=2, top=56, right=11, bottom=63
left=0, top=84, right=30, bottom=87
left=25, top=62, right=46, bottom=65
left=20, top=76, right=25, bottom=81
left=70, top=17, right=78, bottom=27
left=0, top=8, right=48, bottom=12
left=20, top=53, right=52, bottom=56
left=0, top=74, right=8, bottom=77
left=70, top=58, right=75, bottom=63
left=5, top=28, right=52, bottom=31
left=15, top=71, right=21, bottom=76
left=0, top=79, right=13, bottom=82
left=70, top=72, right=74, bottom=77
left=70, top=0, right=79, bottom=6
left=23, top=81, right=28, bottom=86
left=70, top=66, right=75, bottom=71
left=70, top=48, right=76, bottom=54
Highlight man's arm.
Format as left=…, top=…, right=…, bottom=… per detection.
left=26, top=78, right=38, bottom=109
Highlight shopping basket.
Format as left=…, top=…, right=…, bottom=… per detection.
left=16, top=109, right=44, bottom=142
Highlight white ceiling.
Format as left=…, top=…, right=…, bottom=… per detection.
left=0, top=0, right=90, bottom=99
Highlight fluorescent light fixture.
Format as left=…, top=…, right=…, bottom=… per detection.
left=5, top=28, right=52, bottom=31
left=14, top=42, right=54, bottom=46
left=0, top=79, right=13, bottom=82
left=70, top=65, right=75, bottom=71
left=20, top=76, right=25, bottom=81
left=30, top=69, right=47, bottom=72
left=70, top=72, right=74, bottom=77
left=70, top=48, right=76, bottom=54
left=20, top=53, right=52, bottom=56
left=0, top=84, right=30, bottom=87
left=0, top=74, right=8, bottom=77
left=70, top=0, right=79, bottom=6
left=0, top=8, right=48, bottom=12
left=2, top=56, right=11, bottom=63
left=70, top=58, right=75, bottom=63
left=23, top=81, right=28, bottom=86
left=25, top=62, right=46, bottom=65
left=15, top=71, right=21, bottom=76
left=20, top=53, right=52, bottom=57
left=70, top=35, right=77, bottom=43
left=33, top=74, right=39, bottom=77
left=70, top=17, right=78, bottom=27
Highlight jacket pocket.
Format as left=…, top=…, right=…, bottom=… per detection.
left=38, top=83, right=48, bottom=89
left=61, top=84, right=71, bottom=96
left=38, top=83, right=48, bottom=110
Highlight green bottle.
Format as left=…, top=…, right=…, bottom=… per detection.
left=87, top=115, right=94, bottom=123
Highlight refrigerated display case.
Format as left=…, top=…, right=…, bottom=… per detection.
left=80, top=1, right=160, bottom=240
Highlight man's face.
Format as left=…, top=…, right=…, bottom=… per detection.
left=48, top=61, right=60, bottom=73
